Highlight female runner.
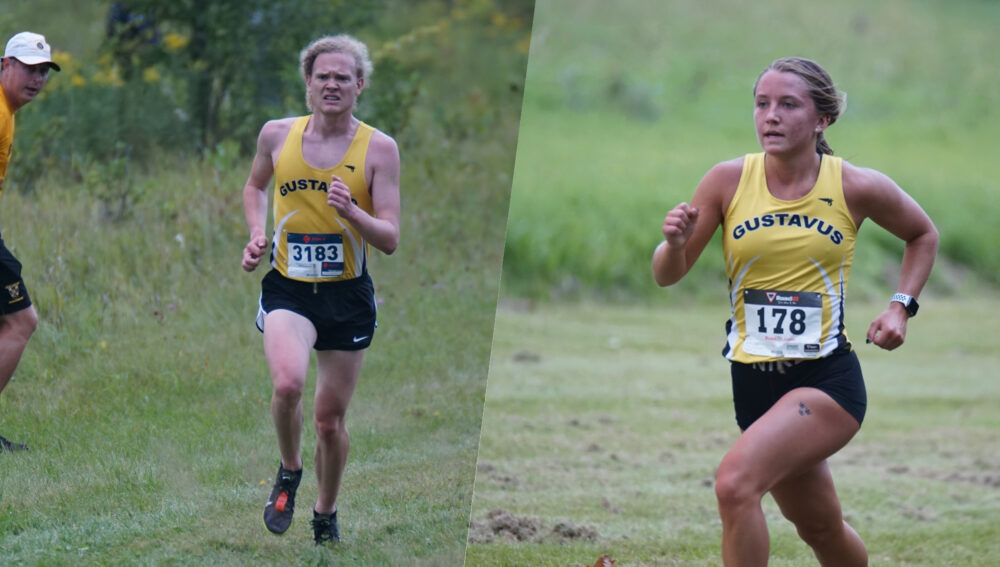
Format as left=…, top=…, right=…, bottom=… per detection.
left=651, top=57, right=938, bottom=566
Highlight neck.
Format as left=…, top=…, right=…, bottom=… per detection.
left=0, top=81, right=19, bottom=113
left=764, top=147, right=822, bottom=181
left=308, top=109, right=357, bottom=137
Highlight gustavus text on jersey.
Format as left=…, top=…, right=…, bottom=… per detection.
left=731, top=213, right=845, bottom=244
left=278, top=178, right=330, bottom=197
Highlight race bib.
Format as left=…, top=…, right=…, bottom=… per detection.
left=742, top=288, right=823, bottom=358
left=286, top=232, right=344, bottom=278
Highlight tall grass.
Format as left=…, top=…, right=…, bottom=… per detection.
left=502, top=0, right=1000, bottom=301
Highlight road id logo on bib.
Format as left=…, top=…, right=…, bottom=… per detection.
left=743, top=288, right=823, bottom=358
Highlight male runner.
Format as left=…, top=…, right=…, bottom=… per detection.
left=240, top=34, right=400, bottom=545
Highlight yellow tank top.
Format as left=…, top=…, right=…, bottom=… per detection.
left=271, top=116, right=374, bottom=282
left=0, top=89, right=15, bottom=196
left=721, top=153, right=857, bottom=363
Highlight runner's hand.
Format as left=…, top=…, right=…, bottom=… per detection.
left=242, top=235, right=268, bottom=272
left=662, top=202, right=699, bottom=248
left=865, top=304, right=908, bottom=350
left=327, top=175, right=355, bottom=217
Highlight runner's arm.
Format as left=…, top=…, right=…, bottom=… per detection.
left=241, top=123, right=280, bottom=272
left=845, top=165, right=939, bottom=349
left=652, top=160, right=738, bottom=286
left=328, top=131, right=400, bottom=255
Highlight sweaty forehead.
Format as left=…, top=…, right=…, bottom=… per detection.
left=755, top=70, right=810, bottom=98
left=312, top=52, right=357, bottom=76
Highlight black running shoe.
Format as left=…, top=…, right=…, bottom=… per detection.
left=0, top=434, right=29, bottom=453
left=263, top=462, right=302, bottom=534
left=312, top=508, right=340, bottom=545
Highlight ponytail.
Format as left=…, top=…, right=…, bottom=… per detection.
left=816, top=133, right=834, bottom=156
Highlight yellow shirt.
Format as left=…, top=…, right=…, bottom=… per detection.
left=271, top=116, right=375, bottom=282
left=0, top=87, right=15, bottom=196
left=721, top=153, right=858, bottom=363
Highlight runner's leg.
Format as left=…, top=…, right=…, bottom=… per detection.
left=715, top=386, right=861, bottom=567
left=263, top=309, right=317, bottom=471
left=771, top=461, right=868, bottom=566
left=312, top=348, right=364, bottom=514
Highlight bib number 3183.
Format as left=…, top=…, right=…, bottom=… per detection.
left=742, top=289, right=823, bottom=358
left=286, top=233, right=344, bottom=278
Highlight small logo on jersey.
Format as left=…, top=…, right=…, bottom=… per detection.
left=766, top=292, right=777, bottom=303
left=804, top=344, right=820, bottom=353
left=352, top=335, right=369, bottom=343
left=6, top=283, right=20, bottom=300
left=818, top=198, right=833, bottom=206
left=345, top=165, right=356, bottom=172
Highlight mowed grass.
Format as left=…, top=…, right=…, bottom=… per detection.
left=467, top=295, right=1000, bottom=566
left=502, top=0, right=1000, bottom=299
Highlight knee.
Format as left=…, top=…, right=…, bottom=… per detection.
left=792, top=516, right=843, bottom=549
left=271, top=374, right=304, bottom=404
left=21, top=309, right=38, bottom=337
left=3, top=308, right=38, bottom=341
left=314, top=412, right=347, bottom=442
left=714, top=455, right=763, bottom=516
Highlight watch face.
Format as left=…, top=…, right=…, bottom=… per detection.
left=892, top=294, right=918, bottom=317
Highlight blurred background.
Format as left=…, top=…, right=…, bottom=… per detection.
left=501, top=0, right=1000, bottom=303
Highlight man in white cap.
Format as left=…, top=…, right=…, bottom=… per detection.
left=0, top=31, right=59, bottom=453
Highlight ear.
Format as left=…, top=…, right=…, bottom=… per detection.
left=814, top=114, right=832, bottom=133
left=356, top=76, right=365, bottom=94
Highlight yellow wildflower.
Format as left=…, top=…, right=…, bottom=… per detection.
left=163, top=32, right=189, bottom=51
left=51, top=49, right=74, bottom=74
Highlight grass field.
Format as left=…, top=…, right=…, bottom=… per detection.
left=467, top=295, right=1000, bottom=566
left=0, top=148, right=507, bottom=565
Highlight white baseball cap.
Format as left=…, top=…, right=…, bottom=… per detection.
left=4, top=32, right=61, bottom=72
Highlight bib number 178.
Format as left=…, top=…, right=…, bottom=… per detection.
left=742, top=289, right=823, bottom=358
left=756, top=306, right=808, bottom=335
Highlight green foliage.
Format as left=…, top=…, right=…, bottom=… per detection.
left=9, top=0, right=533, bottom=197
left=502, top=0, right=1000, bottom=301
left=108, top=0, right=375, bottom=149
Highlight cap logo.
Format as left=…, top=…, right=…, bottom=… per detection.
left=36, top=42, right=43, bottom=50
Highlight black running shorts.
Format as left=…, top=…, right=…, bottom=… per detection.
left=730, top=346, right=867, bottom=430
left=256, top=269, right=376, bottom=351
left=0, top=238, right=32, bottom=315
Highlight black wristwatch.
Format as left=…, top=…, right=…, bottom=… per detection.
left=891, top=293, right=919, bottom=317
